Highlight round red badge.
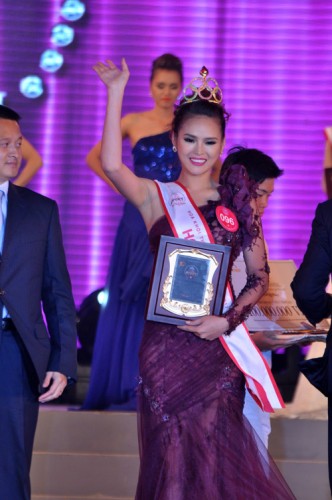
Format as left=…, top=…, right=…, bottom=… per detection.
left=216, top=206, right=239, bottom=232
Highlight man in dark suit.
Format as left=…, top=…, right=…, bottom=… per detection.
left=0, top=105, right=77, bottom=499
left=291, top=199, right=332, bottom=494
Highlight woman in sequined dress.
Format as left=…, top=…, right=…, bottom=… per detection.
left=93, top=58, right=295, bottom=500
left=82, top=54, right=183, bottom=410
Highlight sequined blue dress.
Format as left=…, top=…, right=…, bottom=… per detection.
left=82, top=131, right=181, bottom=410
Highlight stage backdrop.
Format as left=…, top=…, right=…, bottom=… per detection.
left=0, top=0, right=331, bottom=306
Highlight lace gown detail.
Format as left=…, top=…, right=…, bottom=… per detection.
left=135, top=206, right=295, bottom=500
left=82, top=132, right=181, bottom=410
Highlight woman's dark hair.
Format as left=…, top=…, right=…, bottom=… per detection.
left=172, top=98, right=230, bottom=139
left=150, top=53, right=183, bottom=83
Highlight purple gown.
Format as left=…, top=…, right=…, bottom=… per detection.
left=82, top=132, right=181, bottom=410
left=135, top=199, right=295, bottom=499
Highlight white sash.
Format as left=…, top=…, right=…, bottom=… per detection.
left=155, top=180, right=285, bottom=412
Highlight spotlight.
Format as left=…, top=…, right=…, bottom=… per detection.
left=97, top=289, right=108, bottom=307
left=0, top=92, right=7, bottom=104
left=60, top=0, right=86, bottom=21
left=40, top=49, right=64, bottom=73
left=76, top=289, right=103, bottom=365
left=51, top=24, right=75, bottom=47
left=19, top=76, right=44, bottom=99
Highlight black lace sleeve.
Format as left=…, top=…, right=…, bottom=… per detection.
left=223, top=251, right=269, bottom=335
left=218, top=163, right=270, bottom=334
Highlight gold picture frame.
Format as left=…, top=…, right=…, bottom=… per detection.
left=146, top=235, right=231, bottom=325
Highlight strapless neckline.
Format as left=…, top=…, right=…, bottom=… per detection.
left=132, top=131, right=171, bottom=154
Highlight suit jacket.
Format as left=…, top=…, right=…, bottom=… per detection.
left=291, top=199, right=332, bottom=328
left=291, top=199, right=332, bottom=396
left=0, top=183, right=77, bottom=385
left=291, top=198, right=332, bottom=494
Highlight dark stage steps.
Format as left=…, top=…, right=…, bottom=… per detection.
left=31, top=407, right=330, bottom=500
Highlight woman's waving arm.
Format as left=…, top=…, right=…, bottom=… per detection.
left=95, top=59, right=156, bottom=217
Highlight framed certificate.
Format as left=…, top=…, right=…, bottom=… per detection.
left=146, top=235, right=231, bottom=325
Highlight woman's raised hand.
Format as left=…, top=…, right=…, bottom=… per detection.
left=93, top=58, right=130, bottom=90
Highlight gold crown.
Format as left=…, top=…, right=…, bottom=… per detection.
left=182, top=66, right=222, bottom=104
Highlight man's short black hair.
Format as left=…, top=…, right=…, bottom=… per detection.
left=222, top=146, right=283, bottom=183
left=0, top=105, right=21, bottom=122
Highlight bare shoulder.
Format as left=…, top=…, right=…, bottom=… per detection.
left=122, top=111, right=149, bottom=129
left=123, top=111, right=158, bottom=146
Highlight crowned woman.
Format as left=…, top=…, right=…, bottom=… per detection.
left=94, top=58, right=295, bottom=499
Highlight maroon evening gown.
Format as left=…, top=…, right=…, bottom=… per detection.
left=136, top=169, right=295, bottom=499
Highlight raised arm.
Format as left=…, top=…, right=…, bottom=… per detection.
left=94, top=59, right=157, bottom=223
left=14, top=137, right=43, bottom=186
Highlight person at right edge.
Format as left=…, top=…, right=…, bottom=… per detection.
left=94, top=57, right=295, bottom=499
left=0, top=105, right=77, bottom=499
left=291, top=127, right=332, bottom=495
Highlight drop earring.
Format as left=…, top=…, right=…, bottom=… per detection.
left=172, top=145, right=177, bottom=153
